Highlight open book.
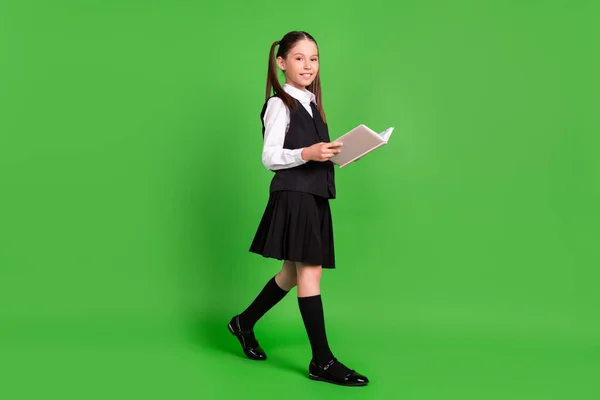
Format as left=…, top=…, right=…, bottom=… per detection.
left=329, top=124, right=394, bottom=168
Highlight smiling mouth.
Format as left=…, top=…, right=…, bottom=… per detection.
left=301, top=73, right=313, bottom=78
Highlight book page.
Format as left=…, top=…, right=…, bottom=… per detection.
left=379, top=127, right=394, bottom=142
left=329, top=124, right=384, bottom=167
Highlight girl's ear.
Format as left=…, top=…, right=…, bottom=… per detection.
left=276, top=56, right=286, bottom=71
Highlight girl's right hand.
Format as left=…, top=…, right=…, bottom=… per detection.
left=301, top=141, right=343, bottom=162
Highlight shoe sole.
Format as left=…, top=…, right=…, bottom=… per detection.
left=309, top=373, right=368, bottom=387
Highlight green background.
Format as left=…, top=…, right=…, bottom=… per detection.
left=1, top=0, right=598, bottom=398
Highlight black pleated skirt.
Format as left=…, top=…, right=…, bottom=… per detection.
left=249, top=190, right=335, bottom=269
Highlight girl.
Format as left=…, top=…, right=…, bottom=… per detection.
left=227, top=31, right=369, bottom=387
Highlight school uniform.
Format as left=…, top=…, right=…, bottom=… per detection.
left=231, top=83, right=369, bottom=386
left=249, top=84, right=336, bottom=269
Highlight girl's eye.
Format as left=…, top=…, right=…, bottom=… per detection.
left=296, top=58, right=303, bottom=61
left=312, top=58, right=318, bottom=62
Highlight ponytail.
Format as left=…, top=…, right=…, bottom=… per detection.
left=265, top=40, right=297, bottom=112
left=264, top=32, right=327, bottom=124
left=307, top=73, right=327, bottom=124
left=265, top=41, right=281, bottom=101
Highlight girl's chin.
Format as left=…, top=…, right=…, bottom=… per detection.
left=298, top=78, right=315, bottom=86
left=289, top=81, right=312, bottom=88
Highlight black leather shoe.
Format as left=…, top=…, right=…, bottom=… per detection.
left=227, top=315, right=267, bottom=361
left=309, top=358, right=369, bottom=386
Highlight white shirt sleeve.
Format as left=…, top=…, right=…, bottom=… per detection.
left=261, top=97, right=308, bottom=171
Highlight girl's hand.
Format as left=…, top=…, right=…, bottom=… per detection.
left=301, top=141, right=343, bottom=162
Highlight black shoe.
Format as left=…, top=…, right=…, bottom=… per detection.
left=227, top=315, right=267, bottom=361
left=309, top=358, right=369, bottom=386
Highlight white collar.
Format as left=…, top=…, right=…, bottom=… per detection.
left=283, top=83, right=316, bottom=105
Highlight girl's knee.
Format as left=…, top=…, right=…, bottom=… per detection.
left=283, top=260, right=297, bottom=274
left=295, top=262, right=322, bottom=282
left=276, top=260, right=298, bottom=290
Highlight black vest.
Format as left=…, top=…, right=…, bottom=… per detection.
left=260, top=96, right=336, bottom=199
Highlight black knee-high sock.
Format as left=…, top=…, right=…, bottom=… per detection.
left=298, top=295, right=335, bottom=365
left=238, top=276, right=289, bottom=330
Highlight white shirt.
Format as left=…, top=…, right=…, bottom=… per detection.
left=261, top=83, right=316, bottom=171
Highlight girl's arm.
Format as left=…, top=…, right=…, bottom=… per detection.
left=262, top=97, right=308, bottom=171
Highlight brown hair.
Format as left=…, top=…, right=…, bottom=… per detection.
left=265, top=31, right=327, bottom=123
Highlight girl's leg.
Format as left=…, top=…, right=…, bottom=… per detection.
left=295, top=263, right=334, bottom=364
left=228, top=260, right=296, bottom=360
left=296, top=262, right=369, bottom=386
left=274, top=259, right=298, bottom=291
left=237, top=260, right=296, bottom=328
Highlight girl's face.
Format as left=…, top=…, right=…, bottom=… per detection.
left=277, top=39, right=319, bottom=91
